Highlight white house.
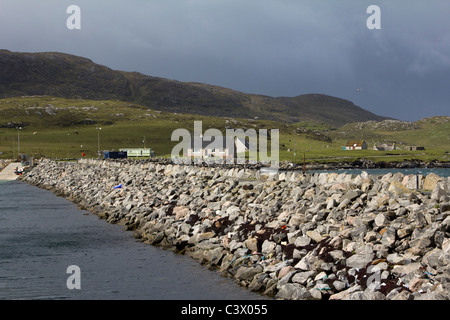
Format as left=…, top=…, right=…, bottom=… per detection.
left=235, top=137, right=250, bottom=155
left=342, top=140, right=368, bottom=150
left=186, top=136, right=249, bottom=159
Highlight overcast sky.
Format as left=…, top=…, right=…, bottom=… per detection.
left=1, top=0, right=449, bottom=121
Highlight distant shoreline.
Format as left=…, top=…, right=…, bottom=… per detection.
left=279, top=159, right=450, bottom=172
left=1, top=157, right=449, bottom=174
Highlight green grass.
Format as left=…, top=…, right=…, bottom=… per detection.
left=0, top=96, right=449, bottom=164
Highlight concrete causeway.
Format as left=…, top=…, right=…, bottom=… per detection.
left=0, top=162, right=23, bottom=181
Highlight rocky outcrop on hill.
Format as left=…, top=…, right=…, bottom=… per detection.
left=20, top=159, right=450, bottom=300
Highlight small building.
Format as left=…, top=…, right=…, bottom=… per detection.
left=186, top=136, right=230, bottom=158
left=104, top=151, right=127, bottom=159
left=186, top=136, right=249, bottom=158
left=119, top=148, right=154, bottom=157
left=235, top=137, right=250, bottom=155
left=408, top=146, right=425, bottom=151
left=343, top=140, right=367, bottom=150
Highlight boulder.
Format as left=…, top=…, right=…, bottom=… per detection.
left=306, top=230, right=323, bottom=243
left=173, top=206, right=190, bottom=220
left=391, top=262, right=422, bottom=276
left=235, top=265, right=263, bottom=282
left=388, top=180, right=411, bottom=195
left=275, top=283, right=312, bottom=300
left=423, top=173, right=443, bottom=191
left=381, top=227, right=396, bottom=248
left=261, top=240, right=277, bottom=256
left=346, top=253, right=374, bottom=269
left=292, top=271, right=316, bottom=285
left=329, top=285, right=363, bottom=300
left=431, top=181, right=448, bottom=200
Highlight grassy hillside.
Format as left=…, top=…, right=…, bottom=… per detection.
left=336, top=118, right=450, bottom=150
left=0, top=96, right=293, bottom=159
left=0, top=96, right=448, bottom=164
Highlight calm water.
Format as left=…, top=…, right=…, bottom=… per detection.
left=0, top=180, right=264, bottom=300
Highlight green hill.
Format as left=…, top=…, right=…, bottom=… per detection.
left=0, top=96, right=448, bottom=165
left=336, top=117, right=450, bottom=151
left=0, top=49, right=390, bottom=127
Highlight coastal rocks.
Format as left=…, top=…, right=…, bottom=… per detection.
left=19, top=158, right=450, bottom=300
left=346, top=253, right=374, bottom=269
left=275, top=283, right=312, bottom=300
left=424, top=173, right=444, bottom=191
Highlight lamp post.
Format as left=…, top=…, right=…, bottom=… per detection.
left=96, top=127, right=102, bottom=158
left=293, top=139, right=296, bottom=162
left=17, top=126, right=22, bottom=159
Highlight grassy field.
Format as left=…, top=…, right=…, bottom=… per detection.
left=0, top=96, right=448, bottom=164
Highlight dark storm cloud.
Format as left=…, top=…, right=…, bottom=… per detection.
left=0, top=0, right=448, bottom=121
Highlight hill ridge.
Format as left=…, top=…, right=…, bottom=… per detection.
left=0, top=49, right=390, bottom=127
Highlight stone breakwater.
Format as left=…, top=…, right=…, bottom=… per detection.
left=20, top=159, right=450, bottom=300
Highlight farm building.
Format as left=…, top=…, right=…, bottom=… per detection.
left=119, top=148, right=154, bottom=157
left=186, top=136, right=249, bottom=158
left=408, top=146, right=425, bottom=151
left=342, top=140, right=367, bottom=150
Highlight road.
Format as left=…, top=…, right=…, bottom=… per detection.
left=0, top=162, right=24, bottom=181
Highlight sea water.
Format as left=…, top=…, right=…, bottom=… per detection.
left=0, top=180, right=264, bottom=300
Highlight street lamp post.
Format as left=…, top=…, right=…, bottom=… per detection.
left=17, top=127, right=22, bottom=159
left=96, top=127, right=102, bottom=158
